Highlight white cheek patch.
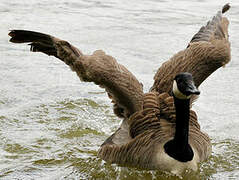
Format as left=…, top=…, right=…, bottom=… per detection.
left=173, top=80, right=191, bottom=100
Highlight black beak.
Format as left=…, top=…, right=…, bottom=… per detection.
left=174, top=72, right=200, bottom=98
left=184, top=81, right=200, bottom=96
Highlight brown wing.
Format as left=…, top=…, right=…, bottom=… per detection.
left=8, top=30, right=144, bottom=118
left=150, top=4, right=231, bottom=94
left=98, top=92, right=211, bottom=167
left=188, top=3, right=230, bottom=46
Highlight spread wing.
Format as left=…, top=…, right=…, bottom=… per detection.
left=150, top=4, right=231, bottom=94
left=9, top=30, right=144, bottom=118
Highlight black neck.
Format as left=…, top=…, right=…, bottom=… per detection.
left=164, top=95, right=194, bottom=162
left=174, top=96, right=190, bottom=148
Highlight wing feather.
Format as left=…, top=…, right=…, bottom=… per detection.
left=9, top=30, right=144, bottom=118
left=150, top=4, right=231, bottom=95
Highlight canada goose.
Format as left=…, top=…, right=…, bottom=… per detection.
left=8, top=4, right=230, bottom=174
left=98, top=73, right=210, bottom=174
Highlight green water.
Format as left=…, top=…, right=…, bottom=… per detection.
left=0, top=98, right=238, bottom=179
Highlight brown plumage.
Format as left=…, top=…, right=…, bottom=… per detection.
left=8, top=3, right=230, bottom=174
left=9, top=30, right=144, bottom=118
left=150, top=3, right=231, bottom=95
left=98, top=92, right=211, bottom=172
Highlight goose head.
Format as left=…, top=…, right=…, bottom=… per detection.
left=173, top=72, right=200, bottom=99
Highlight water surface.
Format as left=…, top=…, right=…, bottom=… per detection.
left=1, top=0, right=239, bottom=179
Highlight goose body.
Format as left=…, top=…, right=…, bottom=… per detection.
left=8, top=4, right=230, bottom=174
left=98, top=90, right=210, bottom=174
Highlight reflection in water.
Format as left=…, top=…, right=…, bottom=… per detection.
left=1, top=0, right=239, bottom=179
